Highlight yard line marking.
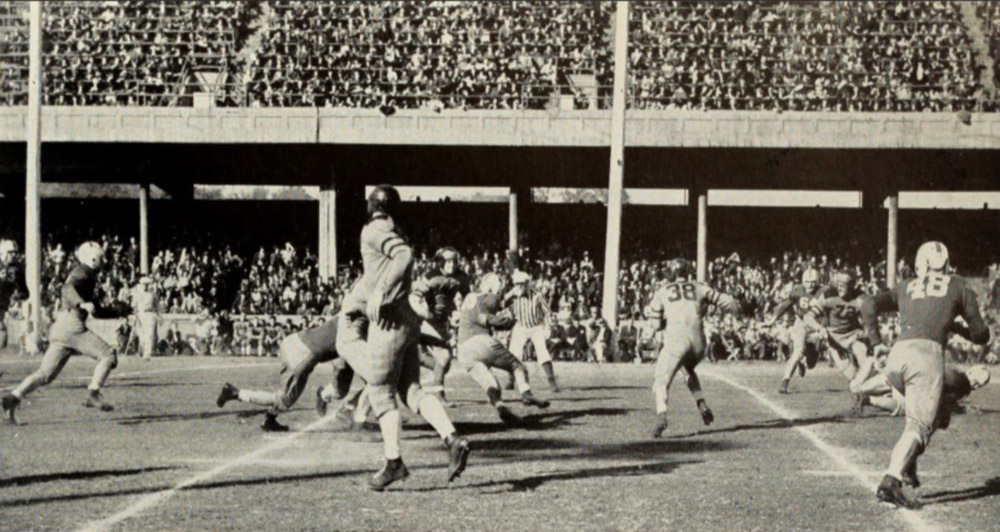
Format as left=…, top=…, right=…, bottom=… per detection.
left=702, top=369, right=943, bottom=532
left=76, top=413, right=341, bottom=532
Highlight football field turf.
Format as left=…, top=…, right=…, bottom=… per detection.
left=1, top=355, right=997, bottom=532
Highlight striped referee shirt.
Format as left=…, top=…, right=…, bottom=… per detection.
left=509, top=290, right=550, bottom=329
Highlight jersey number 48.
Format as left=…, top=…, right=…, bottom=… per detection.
left=907, top=274, right=950, bottom=300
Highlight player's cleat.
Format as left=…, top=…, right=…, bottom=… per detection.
left=216, top=383, right=238, bottom=408
left=315, top=387, right=328, bottom=418
left=367, top=458, right=409, bottom=491
left=2, top=393, right=20, bottom=425
left=445, top=433, right=471, bottom=482
left=84, top=390, right=114, bottom=411
left=651, top=412, right=669, bottom=439
left=697, top=400, right=714, bottom=426
left=876, top=475, right=921, bottom=510
left=260, top=413, right=289, bottom=432
left=901, top=461, right=921, bottom=489
left=497, top=405, right=521, bottom=425
left=850, top=393, right=868, bottom=417
left=520, top=391, right=549, bottom=409
left=778, top=379, right=790, bottom=394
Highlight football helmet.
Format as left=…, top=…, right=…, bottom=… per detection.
left=915, top=241, right=949, bottom=277
left=666, top=258, right=694, bottom=282
left=75, top=241, right=104, bottom=269
left=435, top=247, right=459, bottom=275
left=479, top=273, right=505, bottom=295
left=367, top=185, right=401, bottom=219
left=802, top=268, right=819, bottom=291
left=966, top=365, right=990, bottom=390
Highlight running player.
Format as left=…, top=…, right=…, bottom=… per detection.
left=457, top=272, right=550, bottom=424
left=415, top=247, right=469, bottom=404
left=345, top=185, right=469, bottom=491
left=804, top=271, right=868, bottom=406
left=2, top=242, right=120, bottom=424
left=768, top=268, right=835, bottom=394
left=215, top=315, right=355, bottom=432
left=647, top=259, right=740, bottom=438
left=861, top=241, right=991, bottom=509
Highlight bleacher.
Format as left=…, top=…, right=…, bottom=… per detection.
left=0, top=0, right=995, bottom=111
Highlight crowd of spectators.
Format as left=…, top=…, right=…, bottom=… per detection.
left=0, top=0, right=253, bottom=106
left=2, top=1, right=998, bottom=111
left=626, top=1, right=984, bottom=112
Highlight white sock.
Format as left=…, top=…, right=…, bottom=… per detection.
left=379, top=410, right=402, bottom=460
left=417, top=394, right=456, bottom=440
left=238, top=389, right=277, bottom=407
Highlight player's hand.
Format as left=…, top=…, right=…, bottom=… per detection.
left=408, top=293, right=434, bottom=320
left=79, top=302, right=96, bottom=315
left=368, top=290, right=385, bottom=325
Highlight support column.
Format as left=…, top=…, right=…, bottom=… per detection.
left=508, top=189, right=518, bottom=274
left=601, top=0, right=629, bottom=328
left=318, top=187, right=337, bottom=280
left=139, top=183, right=149, bottom=275
left=25, top=1, right=42, bottom=342
left=886, top=195, right=898, bottom=289
left=696, top=194, right=708, bottom=283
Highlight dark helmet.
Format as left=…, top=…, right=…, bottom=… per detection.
left=435, top=247, right=460, bottom=268
left=367, top=184, right=401, bottom=219
left=666, top=258, right=694, bottom=282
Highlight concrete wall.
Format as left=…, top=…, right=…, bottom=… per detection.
left=3, top=107, right=1000, bottom=149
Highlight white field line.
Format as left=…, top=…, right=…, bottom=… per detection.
left=76, top=413, right=340, bottom=532
left=701, top=369, right=942, bottom=532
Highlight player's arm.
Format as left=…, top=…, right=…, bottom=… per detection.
left=860, top=290, right=898, bottom=347
left=705, top=286, right=740, bottom=315
left=408, top=278, right=434, bottom=320
left=952, top=286, right=991, bottom=345
left=803, top=298, right=827, bottom=335
left=646, top=291, right=665, bottom=331
left=478, top=293, right=514, bottom=330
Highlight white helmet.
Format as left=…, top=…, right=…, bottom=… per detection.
left=915, top=241, right=949, bottom=277
left=479, top=272, right=505, bottom=295
left=966, top=365, right=991, bottom=390
left=0, top=239, right=17, bottom=263
left=75, top=241, right=104, bottom=269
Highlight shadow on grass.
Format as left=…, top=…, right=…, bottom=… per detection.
left=668, top=413, right=851, bottom=439
left=0, top=466, right=177, bottom=488
left=115, top=406, right=312, bottom=426
left=0, top=469, right=369, bottom=508
left=471, top=436, right=742, bottom=462
left=401, top=459, right=702, bottom=493
left=921, top=477, right=1000, bottom=506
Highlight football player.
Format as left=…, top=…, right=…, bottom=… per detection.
left=415, top=247, right=469, bottom=404
left=457, top=272, right=550, bottom=424
left=0, top=239, right=28, bottom=351
left=861, top=241, right=991, bottom=509
left=216, top=314, right=355, bottom=432
left=647, top=259, right=740, bottom=438
left=804, top=271, right=868, bottom=406
left=3, top=242, right=121, bottom=423
left=339, top=185, right=469, bottom=491
left=767, top=268, right=835, bottom=394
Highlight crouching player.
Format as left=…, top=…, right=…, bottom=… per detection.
left=458, top=273, right=550, bottom=424
left=216, top=314, right=355, bottom=432
left=648, top=259, right=740, bottom=438
left=861, top=241, right=991, bottom=509
left=416, top=247, right=469, bottom=404
left=3, top=242, right=120, bottom=424
left=767, top=268, right=834, bottom=394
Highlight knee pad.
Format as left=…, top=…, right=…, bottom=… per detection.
left=367, top=385, right=397, bottom=418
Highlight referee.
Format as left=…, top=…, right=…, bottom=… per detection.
left=504, top=271, right=560, bottom=392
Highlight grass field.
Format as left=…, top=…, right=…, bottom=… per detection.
left=1, top=354, right=997, bottom=532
